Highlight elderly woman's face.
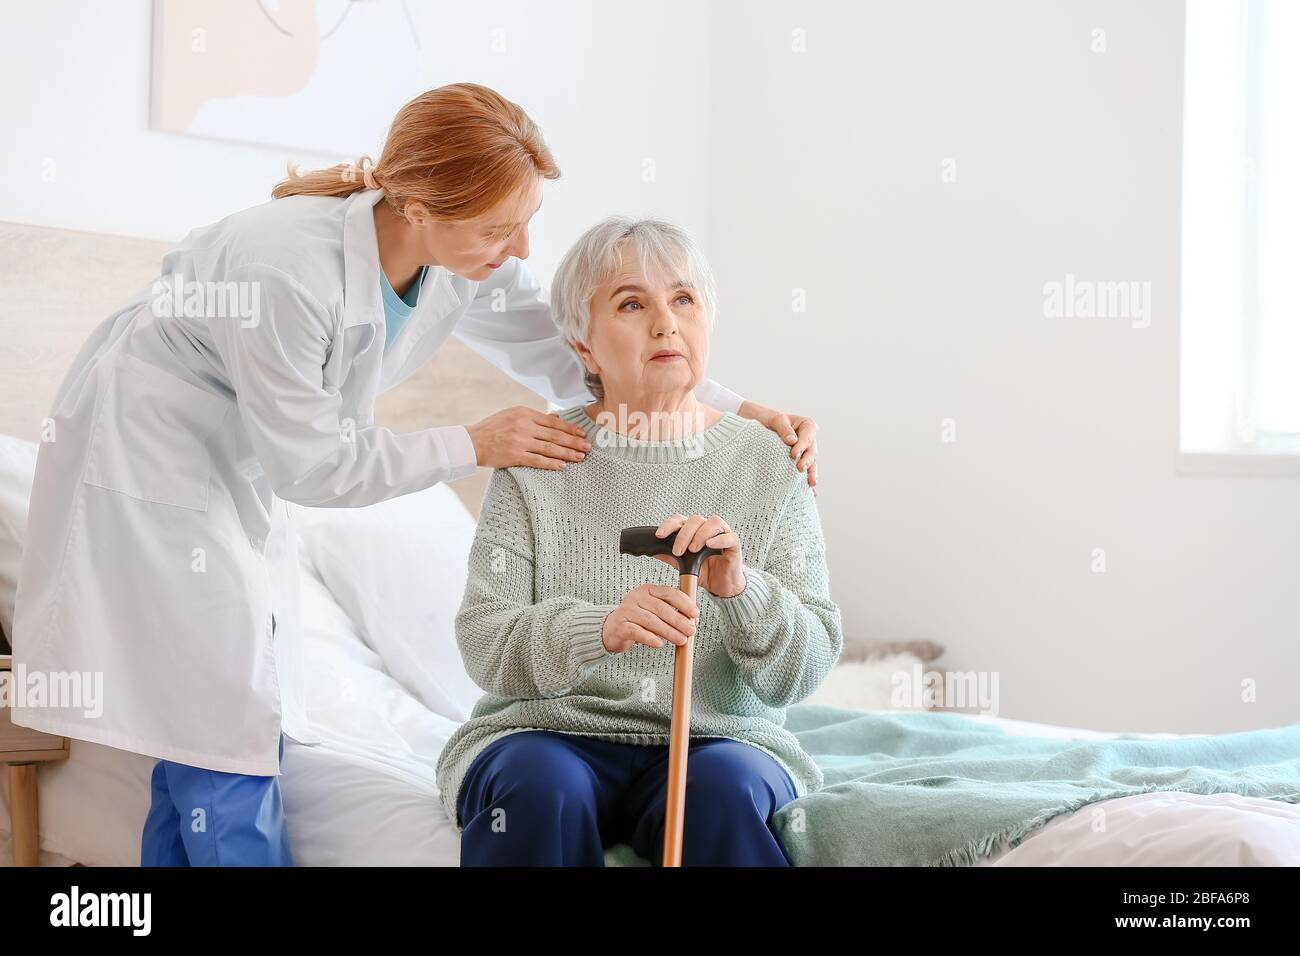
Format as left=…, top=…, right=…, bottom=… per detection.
left=579, top=250, right=710, bottom=403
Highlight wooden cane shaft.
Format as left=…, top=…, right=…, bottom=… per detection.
left=662, top=572, right=698, bottom=867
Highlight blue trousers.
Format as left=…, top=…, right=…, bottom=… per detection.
left=140, top=734, right=293, bottom=867
left=456, top=730, right=798, bottom=866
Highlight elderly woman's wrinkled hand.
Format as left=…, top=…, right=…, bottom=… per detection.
left=602, top=583, right=699, bottom=652
left=653, top=513, right=746, bottom=599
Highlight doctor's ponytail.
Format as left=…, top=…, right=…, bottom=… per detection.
left=271, top=83, right=560, bottom=219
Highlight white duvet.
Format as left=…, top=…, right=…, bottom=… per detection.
left=2, top=475, right=1298, bottom=867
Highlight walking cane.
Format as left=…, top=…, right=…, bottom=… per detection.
left=618, top=525, right=724, bottom=867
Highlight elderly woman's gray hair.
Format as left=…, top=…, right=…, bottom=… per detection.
left=549, top=216, right=718, bottom=400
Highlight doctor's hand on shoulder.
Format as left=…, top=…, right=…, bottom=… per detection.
left=737, top=401, right=819, bottom=493
left=466, top=406, right=594, bottom=470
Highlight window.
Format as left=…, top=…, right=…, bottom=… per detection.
left=1181, top=0, right=1300, bottom=474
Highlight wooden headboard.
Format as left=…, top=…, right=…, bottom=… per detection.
left=0, top=220, right=546, bottom=518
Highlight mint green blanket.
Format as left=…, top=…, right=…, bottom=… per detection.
left=603, top=706, right=1300, bottom=867
left=770, top=706, right=1300, bottom=866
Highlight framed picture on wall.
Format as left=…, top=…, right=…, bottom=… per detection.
left=148, top=0, right=433, bottom=154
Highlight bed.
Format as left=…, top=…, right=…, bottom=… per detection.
left=3, top=471, right=1296, bottom=867
left=2, top=220, right=1298, bottom=867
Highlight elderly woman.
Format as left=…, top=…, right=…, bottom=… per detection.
left=435, top=217, right=842, bottom=866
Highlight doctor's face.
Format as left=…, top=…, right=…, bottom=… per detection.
left=412, top=175, right=544, bottom=281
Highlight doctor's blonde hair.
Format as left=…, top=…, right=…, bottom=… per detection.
left=271, top=83, right=560, bottom=219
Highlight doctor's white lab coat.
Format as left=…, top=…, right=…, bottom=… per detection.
left=10, top=188, right=742, bottom=774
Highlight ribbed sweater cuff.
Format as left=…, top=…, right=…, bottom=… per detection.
left=711, top=567, right=771, bottom=630
left=568, top=605, right=616, bottom=676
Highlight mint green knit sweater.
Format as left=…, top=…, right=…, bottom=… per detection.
left=435, top=403, right=843, bottom=830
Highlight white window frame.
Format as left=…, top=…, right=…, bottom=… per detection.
left=1179, top=0, right=1300, bottom=477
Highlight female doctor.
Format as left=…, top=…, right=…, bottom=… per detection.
left=9, top=83, right=819, bottom=866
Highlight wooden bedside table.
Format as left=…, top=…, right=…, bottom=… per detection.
left=1, top=655, right=70, bottom=866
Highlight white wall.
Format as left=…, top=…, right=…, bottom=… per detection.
left=1, top=0, right=1295, bottom=733
left=706, top=0, right=1299, bottom=733
left=0, top=0, right=715, bottom=281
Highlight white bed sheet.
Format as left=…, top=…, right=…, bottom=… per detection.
left=4, top=569, right=1298, bottom=867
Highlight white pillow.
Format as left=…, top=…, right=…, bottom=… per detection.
left=801, top=653, right=935, bottom=711
left=292, top=481, right=483, bottom=722
left=0, top=435, right=39, bottom=647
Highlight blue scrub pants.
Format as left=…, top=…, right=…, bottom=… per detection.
left=140, top=734, right=293, bottom=867
left=456, top=730, right=798, bottom=866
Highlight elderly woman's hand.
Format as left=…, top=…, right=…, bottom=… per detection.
left=602, top=584, right=699, bottom=652
left=736, top=402, right=819, bottom=494
left=653, top=514, right=746, bottom=599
